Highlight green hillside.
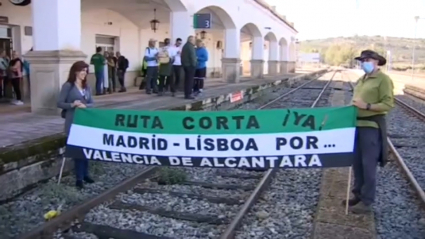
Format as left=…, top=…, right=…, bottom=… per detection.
left=298, top=35, right=425, bottom=71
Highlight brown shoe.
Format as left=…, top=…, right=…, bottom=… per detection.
left=349, top=201, right=372, bottom=214
left=342, top=197, right=361, bottom=207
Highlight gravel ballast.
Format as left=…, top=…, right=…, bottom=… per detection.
left=0, top=163, right=146, bottom=238
left=234, top=75, right=333, bottom=239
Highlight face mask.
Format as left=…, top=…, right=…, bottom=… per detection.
left=361, top=62, right=374, bottom=74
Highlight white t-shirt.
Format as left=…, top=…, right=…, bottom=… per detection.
left=144, top=47, right=159, bottom=67
left=170, top=45, right=182, bottom=66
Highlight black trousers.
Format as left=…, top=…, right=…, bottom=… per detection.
left=0, top=77, right=3, bottom=98
left=110, top=68, right=116, bottom=90
left=171, top=65, right=182, bottom=93
left=158, top=75, right=171, bottom=93
left=118, top=69, right=126, bottom=88
left=194, top=67, right=206, bottom=92
left=183, top=66, right=195, bottom=97
left=5, top=77, right=22, bottom=101
left=145, top=66, right=159, bottom=93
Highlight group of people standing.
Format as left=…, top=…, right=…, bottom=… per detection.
left=90, top=48, right=129, bottom=95
left=0, top=50, right=30, bottom=106
left=143, top=36, right=209, bottom=99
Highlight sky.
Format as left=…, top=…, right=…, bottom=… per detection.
left=265, top=0, right=425, bottom=40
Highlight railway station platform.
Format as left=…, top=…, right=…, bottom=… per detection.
left=0, top=69, right=328, bottom=201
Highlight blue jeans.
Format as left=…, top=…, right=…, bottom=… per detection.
left=74, top=158, right=89, bottom=181
left=95, top=71, right=104, bottom=94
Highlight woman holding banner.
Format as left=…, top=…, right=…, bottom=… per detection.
left=57, top=61, right=95, bottom=189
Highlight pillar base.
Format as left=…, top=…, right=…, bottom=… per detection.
left=268, top=60, right=279, bottom=76
left=221, top=58, right=241, bottom=83
left=288, top=61, right=296, bottom=73
left=250, top=60, right=264, bottom=79
left=280, top=61, right=288, bottom=74
left=24, top=50, right=87, bottom=115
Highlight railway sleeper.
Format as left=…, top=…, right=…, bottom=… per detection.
left=109, top=201, right=229, bottom=224
left=70, top=222, right=173, bottom=239
left=215, top=171, right=264, bottom=179
left=132, top=188, right=244, bottom=205
left=388, top=133, right=425, bottom=139
left=182, top=181, right=255, bottom=191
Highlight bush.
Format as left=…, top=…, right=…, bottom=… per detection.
left=156, top=167, right=187, bottom=185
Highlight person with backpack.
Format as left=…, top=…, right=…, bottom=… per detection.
left=8, top=51, right=24, bottom=105
left=143, top=39, right=159, bottom=94
left=157, top=38, right=175, bottom=96
left=116, top=51, right=128, bottom=93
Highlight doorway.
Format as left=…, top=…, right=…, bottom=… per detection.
left=95, top=35, right=116, bottom=54
left=0, top=38, right=11, bottom=57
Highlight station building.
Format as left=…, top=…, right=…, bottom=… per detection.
left=0, top=0, right=297, bottom=114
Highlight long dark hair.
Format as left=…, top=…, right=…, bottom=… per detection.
left=67, top=61, right=89, bottom=88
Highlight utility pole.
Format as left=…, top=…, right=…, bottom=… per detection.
left=355, top=0, right=360, bottom=69
left=412, top=16, right=420, bottom=81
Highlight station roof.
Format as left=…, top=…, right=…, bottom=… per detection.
left=254, top=0, right=298, bottom=33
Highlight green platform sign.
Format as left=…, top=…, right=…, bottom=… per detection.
left=193, top=13, right=212, bottom=29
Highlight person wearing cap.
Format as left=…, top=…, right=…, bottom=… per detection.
left=143, top=38, right=159, bottom=94
left=343, top=50, right=394, bottom=214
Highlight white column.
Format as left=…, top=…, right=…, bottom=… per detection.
left=251, top=36, right=264, bottom=60
left=268, top=41, right=279, bottom=75
left=170, top=11, right=195, bottom=41
left=269, top=41, right=278, bottom=61
left=25, top=0, right=85, bottom=114
left=280, top=44, right=288, bottom=74
left=222, top=28, right=241, bottom=83
left=251, top=36, right=264, bottom=78
left=32, top=0, right=81, bottom=50
left=224, top=29, right=240, bottom=58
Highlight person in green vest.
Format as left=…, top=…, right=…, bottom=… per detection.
left=90, top=47, right=106, bottom=95
left=139, top=60, right=148, bottom=90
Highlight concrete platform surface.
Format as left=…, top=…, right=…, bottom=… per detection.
left=0, top=74, right=303, bottom=149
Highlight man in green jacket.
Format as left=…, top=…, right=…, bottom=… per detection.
left=181, top=35, right=197, bottom=99
left=90, top=47, right=105, bottom=95
left=344, top=50, right=394, bottom=214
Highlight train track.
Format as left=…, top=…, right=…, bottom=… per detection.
left=18, top=70, right=337, bottom=239
left=346, top=73, right=425, bottom=210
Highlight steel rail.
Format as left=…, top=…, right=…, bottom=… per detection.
left=393, top=98, right=425, bottom=206
left=18, top=167, right=157, bottom=239
left=220, top=70, right=337, bottom=239
left=345, top=73, right=425, bottom=210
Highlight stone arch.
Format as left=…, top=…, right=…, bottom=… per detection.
left=264, top=32, right=278, bottom=42
left=194, top=5, right=237, bottom=29
left=163, top=0, right=187, bottom=12
left=264, top=32, right=279, bottom=75
left=279, top=37, right=289, bottom=61
left=240, top=23, right=262, bottom=38
left=239, top=23, right=263, bottom=78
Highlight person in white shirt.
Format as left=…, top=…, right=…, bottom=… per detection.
left=143, top=38, right=159, bottom=94
left=169, top=38, right=182, bottom=96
